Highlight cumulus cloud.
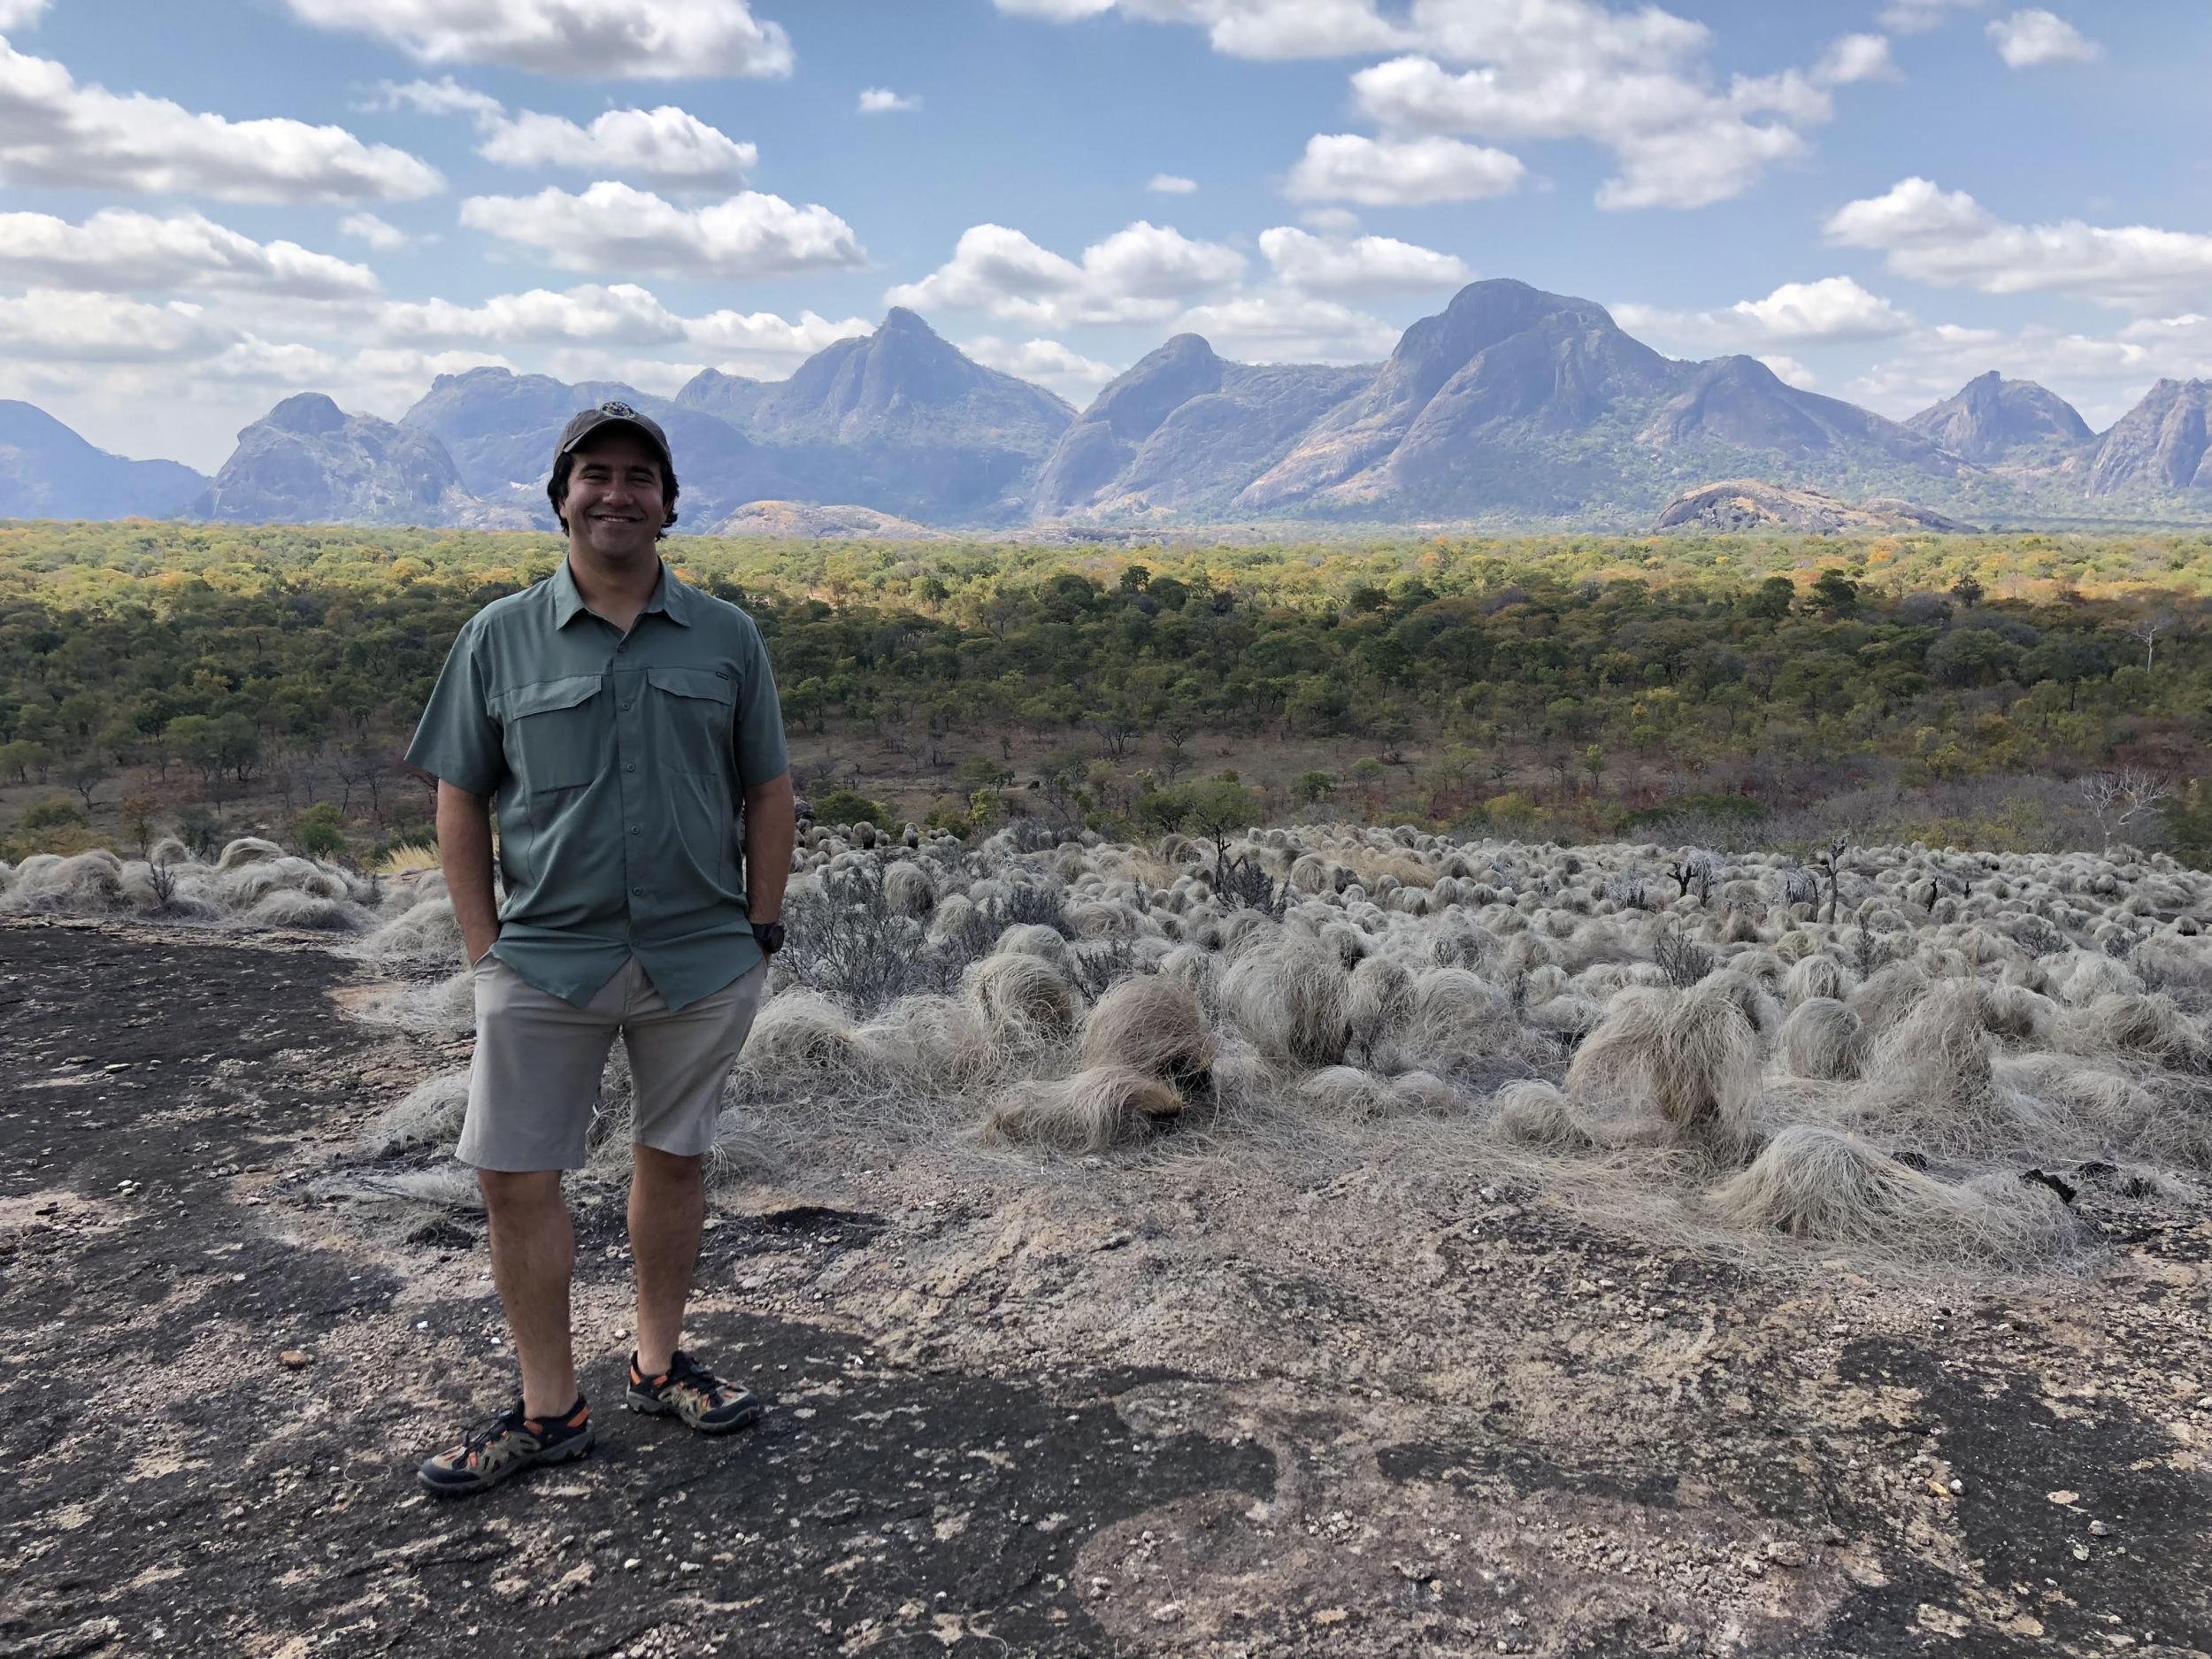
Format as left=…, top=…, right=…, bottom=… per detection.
left=887, top=219, right=1243, bottom=327
left=963, top=334, right=1120, bottom=400
left=1825, top=178, right=2212, bottom=310
left=459, top=182, right=865, bottom=279
left=1172, top=291, right=1399, bottom=361
left=368, top=283, right=870, bottom=377
left=0, top=209, right=380, bottom=298
left=1148, top=173, right=1198, bottom=194
left=994, top=0, right=1406, bottom=59
left=1986, top=9, right=2099, bottom=67
left=857, top=87, right=920, bottom=113
left=340, top=213, right=411, bottom=251
left=1845, top=321, right=2157, bottom=426
left=1613, top=277, right=1915, bottom=352
left=0, top=40, right=442, bottom=202
left=1258, top=226, right=1471, bottom=295
left=281, top=0, right=794, bottom=80
left=1757, top=355, right=1816, bottom=389
left=0, top=0, right=49, bottom=27
left=1878, top=0, right=1983, bottom=32
left=1816, top=34, right=1900, bottom=84
left=1285, top=133, right=1525, bottom=206
left=0, top=291, right=217, bottom=362
left=1350, top=45, right=1824, bottom=211
left=367, top=78, right=755, bottom=188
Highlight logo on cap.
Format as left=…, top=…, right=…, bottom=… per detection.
left=599, top=401, right=636, bottom=419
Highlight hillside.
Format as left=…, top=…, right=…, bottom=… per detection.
left=0, top=402, right=204, bottom=521
left=188, top=394, right=482, bottom=528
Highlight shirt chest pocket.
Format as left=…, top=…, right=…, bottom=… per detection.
left=496, top=674, right=606, bottom=794
left=646, top=665, right=736, bottom=777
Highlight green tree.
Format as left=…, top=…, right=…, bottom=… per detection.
left=295, top=802, right=348, bottom=860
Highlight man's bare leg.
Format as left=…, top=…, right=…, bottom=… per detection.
left=478, top=1168, right=577, bottom=1417
left=629, top=1145, right=705, bottom=1376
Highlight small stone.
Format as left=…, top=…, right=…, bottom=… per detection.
left=1314, top=1609, right=1348, bottom=1627
left=2089, top=1521, right=2110, bottom=1538
left=1947, top=1479, right=1965, bottom=1494
left=1765, top=1540, right=1808, bottom=1568
left=279, top=1349, right=311, bottom=1369
left=2071, top=1542, right=2092, bottom=1562
left=2047, top=1490, right=2081, bottom=1506
left=1098, top=1231, right=1134, bottom=1251
left=1150, top=1603, right=1182, bottom=1624
left=623, top=1557, right=641, bottom=1571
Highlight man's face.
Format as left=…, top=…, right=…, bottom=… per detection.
left=565, top=429, right=666, bottom=562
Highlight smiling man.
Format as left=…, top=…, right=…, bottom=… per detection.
left=403, top=402, right=796, bottom=1495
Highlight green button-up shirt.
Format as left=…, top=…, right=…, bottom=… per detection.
left=405, top=557, right=788, bottom=1012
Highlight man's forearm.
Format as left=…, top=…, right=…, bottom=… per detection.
left=742, top=773, right=796, bottom=924
left=436, top=780, right=501, bottom=964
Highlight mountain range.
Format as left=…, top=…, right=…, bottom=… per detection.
left=9, top=280, right=2212, bottom=531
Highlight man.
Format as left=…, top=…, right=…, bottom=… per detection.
left=404, top=401, right=796, bottom=1496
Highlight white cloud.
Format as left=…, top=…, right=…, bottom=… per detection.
left=0, top=291, right=216, bottom=362
left=1986, top=9, right=2100, bottom=67
left=459, top=182, right=864, bottom=279
left=364, top=76, right=504, bottom=119
left=340, top=212, right=411, bottom=252
left=1757, top=355, right=1816, bottom=389
left=963, top=334, right=1119, bottom=400
left=378, top=283, right=687, bottom=347
left=367, top=78, right=754, bottom=188
left=1172, top=291, right=1399, bottom=361
left=477, top=106, right=756, bottom=188
left=1258, top=226, right=1471, bottom=295
left=887, top=219, right=1243, bottom=327
left=995, top=0, right=1406, bottom=59
left=1615, top=277, right=1913, bottom=352
left=857, top=87, right=921, bottom=113
left=1285, top=133, right=1525, bottom=206
left=1878, top=0, right=1983, bottom=32
left=1816, top=34, right=1900, bottom=84
left=0, top=40, right=442, bottom=202
left=0, top=209, right=380, bottom=298
left=0, top=0, right=49, bottom=28
left=1299, top=206, right=1363, bottom=235
left=683, top=308, right=871, bottom=373
left=282, top=0, right=794, bottom=80
left=1825, top=178, right=2212, bottom=310
left=1148, top=173, right=1198, bottom=194
left=1846, top=322, right=2155, bottom=426
left=1350, top=48, right=1823, bottom=211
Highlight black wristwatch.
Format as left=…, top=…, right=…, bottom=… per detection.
left=751, top=920, right=785, bottom=956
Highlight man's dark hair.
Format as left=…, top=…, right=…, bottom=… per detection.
left=547, top=449, right=680, bottom=538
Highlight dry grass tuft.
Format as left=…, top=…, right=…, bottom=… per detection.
left=981, top=1065, right=1183, bottom=1150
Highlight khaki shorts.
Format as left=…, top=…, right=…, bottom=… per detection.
left=457, top=954, right=769, bottom=1172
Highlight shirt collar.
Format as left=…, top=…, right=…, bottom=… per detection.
left=549, top=557, right=691, bottom=629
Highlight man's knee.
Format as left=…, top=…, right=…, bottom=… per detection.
left=478, top=1166, right=565, bottom=1217
left=631, top=1144, right=704, bottom=1186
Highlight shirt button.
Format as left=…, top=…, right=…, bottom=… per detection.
left=625, top=762, right=636, bottom=772
left=632, top=885, right=643, bottom=895
left=623, top=702, right=634, bottom=710
left=628, top=826, right=640, bottom=835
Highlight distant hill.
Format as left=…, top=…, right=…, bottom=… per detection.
left=33, top=280, right=2212, bottom=533
left=1655, top=479, right=1979, bottom=535
left=2084, top=379, right=2212, bottom=497
left=677, top=308, right=1074, bottom=526
left=1905, top=371, right=2092, bottom=462
left=713, top=500, right=944, bottom=540
left=0, top=402, right=204, bottom=521
left=1033, top=334, right=1373, bottom=519
left=189, top=395, right=484, bottom=527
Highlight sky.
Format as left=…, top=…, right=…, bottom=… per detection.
left=1, top=0, right=2207, bottom=472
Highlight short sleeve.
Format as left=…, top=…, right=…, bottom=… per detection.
left=732, top=615, right=787, bottom=789
left=404, top=621, right=506, bottom=795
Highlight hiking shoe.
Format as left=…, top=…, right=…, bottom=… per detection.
left=417, top=1395, right=593, bottom=1495
left=625, top=1350, right=761, bottom=1434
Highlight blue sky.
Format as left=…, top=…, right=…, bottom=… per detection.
left=0, top=0, right=2203, bottom=471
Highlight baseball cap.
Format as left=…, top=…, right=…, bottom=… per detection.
left=554, top=400, right=673, bottom=472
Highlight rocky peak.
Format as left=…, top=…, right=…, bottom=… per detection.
left=1904, top=373, right=2092, bottom=460
left=265, top=393, right=348, bottom=437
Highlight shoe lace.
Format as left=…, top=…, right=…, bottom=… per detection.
left=455, top=1402, right=529, bottom=1460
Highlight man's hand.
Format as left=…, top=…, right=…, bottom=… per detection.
left=436, top=780, right=501, bottom=964
left=742, top=771, right=796, bottom=928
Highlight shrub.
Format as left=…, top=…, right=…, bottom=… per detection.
left=814, top=787, right=894, bottom=830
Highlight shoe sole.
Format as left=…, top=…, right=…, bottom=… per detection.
left=418, top=1427, right=595, bottom=1496
left=624, top=1390, right=761, bottom=1435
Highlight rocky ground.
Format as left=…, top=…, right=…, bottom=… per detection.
left=2, top=917, right=2208, bottom=1659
